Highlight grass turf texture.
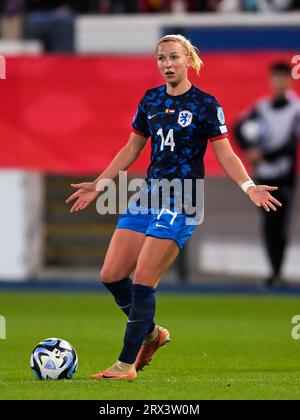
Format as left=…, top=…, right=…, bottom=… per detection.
left=0, top=291, right=300, bottom=400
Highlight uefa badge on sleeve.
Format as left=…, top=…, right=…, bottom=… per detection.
left=178, top=110, right=193, bottom=128
left=217, top=107, right=225, bottom=125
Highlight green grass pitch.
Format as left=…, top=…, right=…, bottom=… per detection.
left=0, top=290, right=300, bottom=400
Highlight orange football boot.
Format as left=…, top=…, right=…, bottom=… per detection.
left=91, top=360, right=137, bottom=380
left=135, top=326, right=170, bottom=372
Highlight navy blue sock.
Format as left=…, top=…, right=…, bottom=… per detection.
left=118, top=284, right=156, bottom=364
left=103, top=277, right=132, bottom=316
left=102, top=277, right=155, bottom=334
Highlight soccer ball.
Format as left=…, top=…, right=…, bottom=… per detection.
left=30, top=338, right=78, bottom=380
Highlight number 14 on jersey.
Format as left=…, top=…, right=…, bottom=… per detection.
left=157, top=128, right=175, bottom=152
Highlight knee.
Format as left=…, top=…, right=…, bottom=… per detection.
left=133, top=266, right=158, bottom=287
left=100, top=266, right=119, bottom=284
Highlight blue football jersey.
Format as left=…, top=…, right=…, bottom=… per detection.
left=132, top=84, right=228, bottom=182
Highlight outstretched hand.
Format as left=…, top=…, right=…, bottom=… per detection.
left=247, top=185, right=282, bottom=212
left=66, top=182, right=100, bottom=213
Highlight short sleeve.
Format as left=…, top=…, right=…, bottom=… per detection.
left=296, top=104, right=300, bottom=139
left=205, top=97, right=228, bottom=142
left=132, top=94, right=150, bottom=138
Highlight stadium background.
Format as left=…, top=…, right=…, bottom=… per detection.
left=0, top=1, right=300, bottom=401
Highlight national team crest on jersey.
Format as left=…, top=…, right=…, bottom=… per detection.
left=178, top=110, right=193, bottom=128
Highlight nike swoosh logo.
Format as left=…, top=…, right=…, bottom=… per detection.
left=127, top=320, right=141, bottom=323
left=120, top=304, right=131, bottom=309
left=148, top=114, right=157, bottom=120
left=156, top=223, right=169, bottom=229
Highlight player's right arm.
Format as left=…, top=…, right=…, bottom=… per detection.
left=66, top=132, right=147, bottom=213
left=94, top=132, right=147, bottom=188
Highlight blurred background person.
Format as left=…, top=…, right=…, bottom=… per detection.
left=257, top=0, right=294, bottom=11
left=180, top=0, right=221, bottom=11
left=97, top=0, right=137, bottom=13
left=166, top=0, right=207, bottom=12
left=138, top=0, right=166, bottom=12
left=137, top=0, right=213, bottom=13
left=0, top=0, right=24, bottom=39
left=217, top=0, right=298, bottom=11
left=23, top=1, right=77, bottom=53
left=235, top=62, right=300, bottom=288
left=292, top=0, right=300, bottom=9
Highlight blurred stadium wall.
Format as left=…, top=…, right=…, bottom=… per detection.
left=0, top=13, right=299, bottom=284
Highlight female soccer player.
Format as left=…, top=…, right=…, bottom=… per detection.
left=66, top=35, right=282, bottom=380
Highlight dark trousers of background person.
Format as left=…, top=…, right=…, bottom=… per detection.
left=258, top=179, right=295, bottom=283
left=24, top=10, right=75, bottom=53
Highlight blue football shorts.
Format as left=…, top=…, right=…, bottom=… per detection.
left=116, top=207, right=198, bottom=250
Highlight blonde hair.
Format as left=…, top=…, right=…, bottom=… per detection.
left=156, top=34, right=203, bottom=75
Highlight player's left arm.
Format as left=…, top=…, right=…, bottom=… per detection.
left=211, top=138, right=282, bottom=212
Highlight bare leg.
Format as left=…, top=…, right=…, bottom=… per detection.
left=133, top=236, right=179, bottom=287
left=100, top=228, right=145, bottom=283
left=100, top=228, right=152, bottom=325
